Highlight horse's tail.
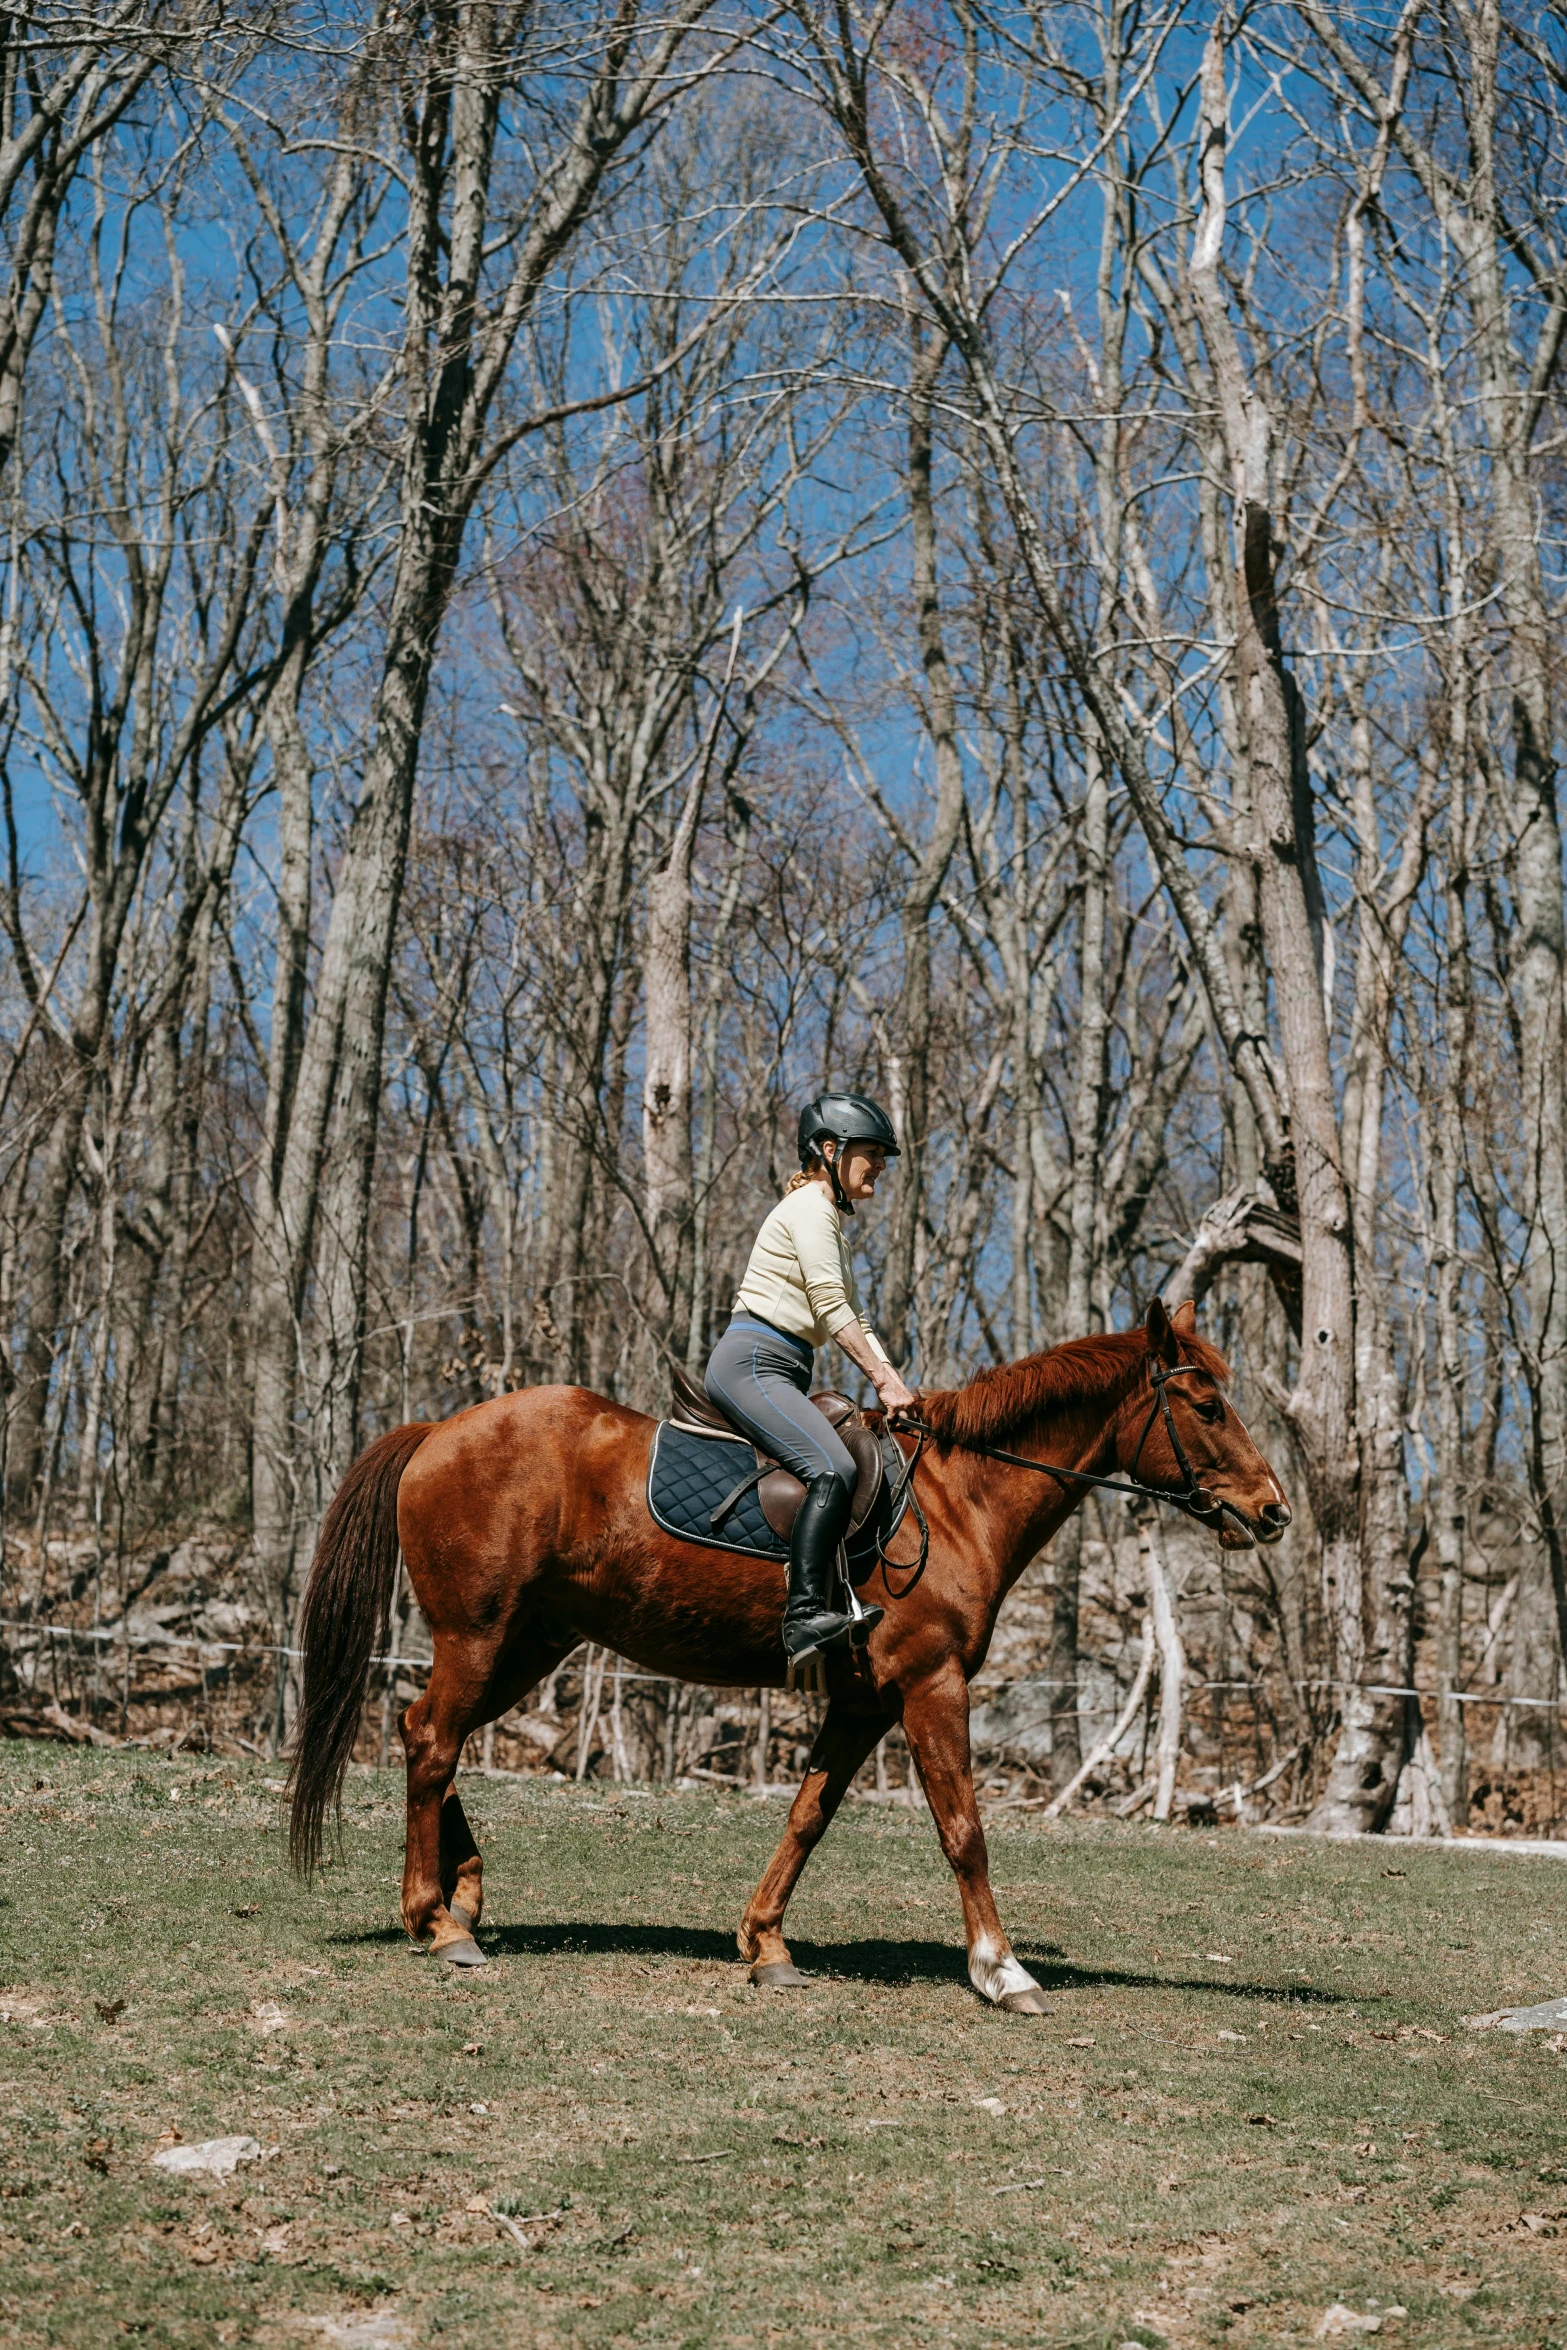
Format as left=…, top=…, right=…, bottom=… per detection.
left=287, top=1421, right=432, bottom=1875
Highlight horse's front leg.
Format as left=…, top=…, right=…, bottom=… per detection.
left=902, top=1661, right=1049, bottom=2015
left=738, top=1699, right=887, bottom=1986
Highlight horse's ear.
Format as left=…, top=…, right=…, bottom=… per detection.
left=1146, top=1296, right=1179, bottom=1366
left=1169, top=1299, right=1198, bottom=1339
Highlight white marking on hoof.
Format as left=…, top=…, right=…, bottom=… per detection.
left=969, top=1935, right=1041, bottom=2007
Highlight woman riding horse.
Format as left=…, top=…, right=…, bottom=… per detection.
left=287, top=1117, right=1292, bottom=1998
left=705, top=1091, right=916, bottom=1676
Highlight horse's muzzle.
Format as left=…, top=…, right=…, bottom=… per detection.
left=1222, top=1499, right=1291, bottom=1550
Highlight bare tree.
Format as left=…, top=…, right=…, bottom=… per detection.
left=3, top=152, right=268, bottom=1507
left=4, top=0, right=1567, bottom=1830
left=243, top=0, right=721, bottom=1689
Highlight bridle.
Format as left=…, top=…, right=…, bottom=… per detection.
left=1125, top=1360, right=1229, bottom=1527
left=876, top=1355, right=1264, bottom=1583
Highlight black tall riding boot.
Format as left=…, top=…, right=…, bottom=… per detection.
left=781, top=1475, right=884, bottom=1662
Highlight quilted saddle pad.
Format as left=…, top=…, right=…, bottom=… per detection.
left=646, top=1422, right=785, bottom=1559
left=645, top=1420, right=913, bottom=1568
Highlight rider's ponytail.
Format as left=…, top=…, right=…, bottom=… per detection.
left=783, top=1169, right=816, bottom=1196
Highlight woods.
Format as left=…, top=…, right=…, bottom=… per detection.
left=3, top=0, right=1566, bottom=1836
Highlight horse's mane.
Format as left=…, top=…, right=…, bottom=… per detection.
left=918, top=1325, right=1232, bottom=1451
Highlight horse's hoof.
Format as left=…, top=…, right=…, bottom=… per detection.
left=438, top=1934, right=487, bottom=1968
left=449, top=1901, right=476, bottom=1930
left=750, top=1959, right=807, bottom=1989
left=998, top=1986, right=1050, bottom=2015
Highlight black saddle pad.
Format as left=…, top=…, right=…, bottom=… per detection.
left=646, top=1421, right=913, bottom=1569
left=647, top=1423, right=785, bottom=1559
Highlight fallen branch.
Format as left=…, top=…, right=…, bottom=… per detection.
left=0, top=1700, right=124, bottom=1748
left=492, top=2202, right=567, bottom=2252
left=1112, top=1776, right=1157, bottom=1819
left=1218, top=1742, right=1305, bottom=1820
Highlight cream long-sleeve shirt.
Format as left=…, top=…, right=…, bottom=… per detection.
left=732, top=1183, right=891, bottom=1362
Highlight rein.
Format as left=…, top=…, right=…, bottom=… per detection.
left=880, top=1360, right=1254, bottom=1562
left=875, top=1427, right=930, bottom=1588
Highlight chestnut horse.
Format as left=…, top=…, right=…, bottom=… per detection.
left=288, top=1298, right=1289, bottom=2012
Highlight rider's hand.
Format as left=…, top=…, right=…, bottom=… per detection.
left=873, top=1367, right=918, bottom=1417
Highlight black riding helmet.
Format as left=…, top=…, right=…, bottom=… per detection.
left=797, top=1092, right=901, bottom=1193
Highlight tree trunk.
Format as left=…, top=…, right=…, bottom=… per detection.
left=308, top=642, right=432, bottom=1487
left=1181, top=32, right=1369, bottom=1826
left=643, top=618, right=741, bottom=1357
left=1239, top=533, right=1368, bottom=1825
left=247, top=664, right=321, bottom=1673
left=643, top=843, right=698, bottom=1353
left=1143, top=1511, right=1185, bottom=1824
left=686, top=796, right=750, bottom=1374
left=1047, top=737, right=1110, bottom=1791
left=1466, top=1, right=1567, bottom=1673
left=233, top=126, right=374, bottom=1599
left=8, top=1068, right=87, bottom=1503
left=1433, top=722, right=1476, bottom=1826
left=882, top=326, right=964, bottom=1366
left=1066, top=738, right=1109, bottom=1341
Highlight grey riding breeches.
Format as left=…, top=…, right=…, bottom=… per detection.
left=704, top=1315, right=858, bottom=1503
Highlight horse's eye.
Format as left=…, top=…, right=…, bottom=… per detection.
left=1194, top=1400, right=1224, bottom=1424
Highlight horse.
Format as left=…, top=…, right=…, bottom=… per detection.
left=287, top=1297, right=1290, bottom=2012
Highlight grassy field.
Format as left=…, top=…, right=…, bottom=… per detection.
left=3, top=1743, right=1567, bottom=2349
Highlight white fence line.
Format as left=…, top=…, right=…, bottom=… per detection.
left=3, top=1614, right=1565, bottom=1715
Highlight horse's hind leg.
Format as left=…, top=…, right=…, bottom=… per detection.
left=440, top=1783, right=484, bottom=1932
left=738, top=1699, right=886, bottom=1986
left=901, top=1661, right=1048, bottom=2015
left=402, top=1629, right=574, bottom=1965
left=400, top=1647, right=485, bottom=1964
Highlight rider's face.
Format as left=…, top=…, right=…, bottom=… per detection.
left=833, top=1142, right=888, bottom=1201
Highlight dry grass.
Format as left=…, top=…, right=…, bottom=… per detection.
left=3, top=1740, right=1567, bottom=2347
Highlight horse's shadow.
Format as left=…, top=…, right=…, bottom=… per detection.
left=336, top=1915, right=1354, bottom=2005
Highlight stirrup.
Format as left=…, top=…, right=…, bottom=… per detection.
left=784, top=1611, right=882, bottom=1696
left=780, top=1603, right=856, bottom=1697
left=784, top=1532, right=883, bottom=1701
left=785, top=1647, right=830, bottom=1698
left=782, top=1545, right=882, bottom=1696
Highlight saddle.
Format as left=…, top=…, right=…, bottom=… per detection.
left=666, top=1360, right=886, bottom=1543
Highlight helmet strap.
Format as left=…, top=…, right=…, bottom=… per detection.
left=821, top=1139, right=853, bottom=1215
